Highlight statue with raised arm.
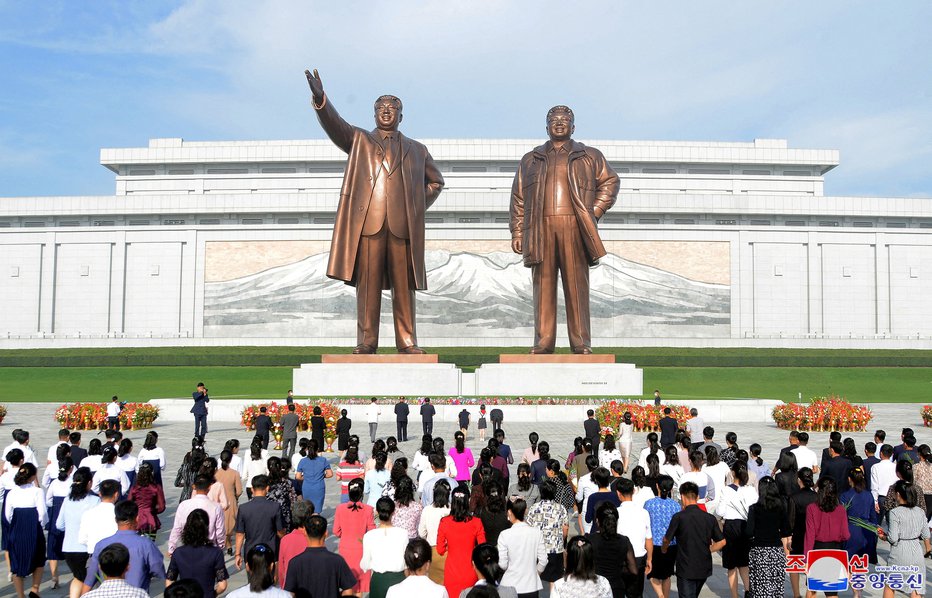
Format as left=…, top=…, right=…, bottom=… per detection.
left=510, top=106, right=620, bottom=354
left=305, top=69, right=444, bottom=354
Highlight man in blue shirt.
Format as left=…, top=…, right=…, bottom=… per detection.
left=420, top=452, right=456, bottom=506
left=83, top=500, right=165, bottom=594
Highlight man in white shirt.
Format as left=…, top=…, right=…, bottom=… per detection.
left=168, top=475, right=226, bottom=553
left=615, top=477, right=653, bottom=597
left=790, top=432, right=819, bottom=473
left=46, top=428, right=71, bottom=466
left=367, top=398, right=381, bottom=443
left=574, top=454, right=599, bottom=532
left=106, top=396, right=122, bottom=431
left=78, top=479, right=120, bottom=554
left=686, top=408, right=705, bottom=449
left=870, top=444, right=897, bottom=521
left=1, top=428, right=38, bottom=473
left=498, top=498, right=548, bottom=596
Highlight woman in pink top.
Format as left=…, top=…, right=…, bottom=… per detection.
left=334, top=478, right=376, bottom=594
left=804, top=477, right=850, bottom=598
left=448, top=431, right=475, bottom=483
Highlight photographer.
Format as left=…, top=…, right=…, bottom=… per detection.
left=191, top=383, right=210, bottom=438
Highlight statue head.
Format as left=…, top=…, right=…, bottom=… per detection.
left=546, top=105, right=575, bottom=142
left=374, top=95, right=403, bottom=132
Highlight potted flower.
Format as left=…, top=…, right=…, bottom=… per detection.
left=922, top=405, right=932, bottom=427
left=0, top=404, right=6, bottom=425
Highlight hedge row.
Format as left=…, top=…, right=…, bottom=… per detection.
left=2, top=347, right=932, bottom=368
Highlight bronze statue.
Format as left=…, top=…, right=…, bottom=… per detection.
left=305, top=69, right=444, bottom=354
left=510, top=106, right=619, bottom=354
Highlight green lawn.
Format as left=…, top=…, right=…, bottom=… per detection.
left=1, top=366, right=929, bottom=403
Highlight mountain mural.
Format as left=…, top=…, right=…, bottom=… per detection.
left=203, top=250, right=730, bottom=339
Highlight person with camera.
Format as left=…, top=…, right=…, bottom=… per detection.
left=191, top=383, right=210, bottom=438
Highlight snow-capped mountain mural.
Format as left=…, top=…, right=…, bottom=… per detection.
left=203, top=249, right=730, bottom=340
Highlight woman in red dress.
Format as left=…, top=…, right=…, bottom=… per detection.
left=436, top=486, right=486, bottom=598
left=333, top=478, right=376, bottom=594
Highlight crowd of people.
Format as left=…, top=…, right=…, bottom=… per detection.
left=0, top=403, right=931, bottom=598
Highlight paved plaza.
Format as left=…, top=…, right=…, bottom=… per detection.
left=1, top=400, right=929, bottom=597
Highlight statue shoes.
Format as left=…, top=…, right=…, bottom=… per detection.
left=398, top=345, right=426, bottom=354
left=353, top=344, right=376, bottom=354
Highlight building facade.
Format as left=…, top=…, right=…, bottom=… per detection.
left=1, top=137, right=930, bottom=348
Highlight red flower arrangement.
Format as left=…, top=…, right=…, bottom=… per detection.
left=921, top=405, right=932, bottom=427
left=54, top=403, right=159, bottom=430
left=594, top=401, right=691, bottom=433
left=771, top=395, right=872, bottom=432
left=240, top=401, right=342, bottom=442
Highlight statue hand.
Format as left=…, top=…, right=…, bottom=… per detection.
left=511, top=238, right=522, bottom=254
left=305, top=68, right=324, bottom=100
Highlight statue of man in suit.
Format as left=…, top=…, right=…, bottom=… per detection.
left=510, top=106, right=619, bottom=354
left=305, top=69, right=444, bottom=354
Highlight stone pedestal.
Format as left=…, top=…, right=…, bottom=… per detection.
left=474, top=355, right=643, bottom=396
left=292, top=355, right=460, bottom=396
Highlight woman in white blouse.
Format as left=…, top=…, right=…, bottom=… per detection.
left=91, top=446, right=130, bottom=496
left=598, top=435, right=623, bottom=473
left=637, top=432, right=667, bottom=471
left=659, top=446, right=685, bottom=488
left=417, top=479, right=452, bottom=585
left=551, top=535, right=612, bottom=598
left=116, top=438, right=138, bottom=487
left=241, top=440, right=270, bottom=495
left=45, top=456, right=73, bottom=589
left=385, top=537, right=448, bottom=598
left=80, top=439, right=104, bottom=474
left=360, top=497, right=409, bottom=598
left=56, top=467, right=99, bottom=598
left=136, top=431, right=167, bottom=487
left=617, top=412, right=634, bottom=473
left=4, top=463, right=48, bottom=598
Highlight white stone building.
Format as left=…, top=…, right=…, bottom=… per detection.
left=1, top=137, right=930, bottom=349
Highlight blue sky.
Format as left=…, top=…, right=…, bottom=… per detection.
left=0, top=0, right=929, bottom=198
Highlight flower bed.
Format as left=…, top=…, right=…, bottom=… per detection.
left=292, top=396, right=632, bottom=406
left=54, top=402, right=160, bottom=430
left=240, top=401, right=341, bottom=441
left=922, top=405, right=932, bottom=428
left=594, top=401, right=691, bottom=433
left=771, top=395, right=872, bottom=432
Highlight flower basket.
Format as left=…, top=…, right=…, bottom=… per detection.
left=772, top=395, right=872, bottom=432
left=921, top=405, right=932, bottom=428
left=0, top=404, right=7, bottom=425
left=594, top=401, right=691, bottom=433
left=54, top=402, right=159, bottom=430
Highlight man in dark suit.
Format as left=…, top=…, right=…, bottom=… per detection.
left=305, top=69, right=444, bottom=354
left=394, top=397, right=410, bottom=442
left=420, top=397, right=436, bottom=436
left=254, top=407, right=273, bottom=450
left=191, top=382, right=209, bottom=438
left=659, top=407, right=679, bottom=448
left=489, top=407, right=504, bottom=432
left=820, top=440, right=853, bottom=493
left=69, top=431, right=87, bottom=468
left=583, top=409, right=600, bottom=455
left=653, top=389, right=662, bottom=406
left=862, top=441, right=880, bottom=491
left=820, top=431, right=842, bottom=473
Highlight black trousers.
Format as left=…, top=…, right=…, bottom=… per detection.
left=257, top=433, right=269, bottom=450
left=397, top=420, right=408, bottom=442
left=107, top=416, right=120, bottom=431
left=193, top=414, right=207, bottom=437
left=622, top=555, right=647, bottom=598
left=422, top=419, right=433, bottom=436
left=491, top=419, right=502, bottom=431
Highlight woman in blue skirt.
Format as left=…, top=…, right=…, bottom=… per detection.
left=1, top=448, right=26, bottom=580
left=45, top=456, right=73, bottom=589
left=4, top=463, right=47, bottom=598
